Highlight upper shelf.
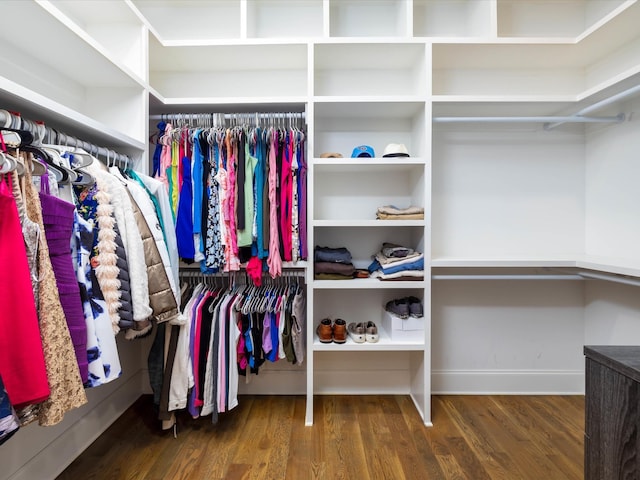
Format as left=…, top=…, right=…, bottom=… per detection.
left=130, top=0, right=636, bottom=42
left=0, top=1, right=147, bottom=144
left=0, top=76, right=145, bottom=155
left=148, top=35, right=308, bottom=101
left=496, top=0, right=633, bottom=39
left=314, top=43, right=428, bottom=97
left=432, top=2, right=640, bottom=99
left=37, top=0, right=147, bottom=82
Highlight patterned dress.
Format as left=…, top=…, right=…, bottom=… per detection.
left=23, top=155, right=87, bottom=426
left=74, top=185, right=122, bottom=387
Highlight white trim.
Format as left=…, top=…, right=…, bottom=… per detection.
left=431, top=369, right=585, bottom=395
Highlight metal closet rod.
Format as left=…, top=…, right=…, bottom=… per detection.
left=545, top=83, right=640, bottom=130
left=0, top=109, right=133, bottom=165
left=431, top=271, right=640, bottom=287
left=578, top=271, right=640, bottom=288
left=431, top=274, right=584, bottom=281
left=433, top=83, right=640, bottom=126
left=432, top=114, right=624, bottom=124
left=149, top=112, right=306, bottom=121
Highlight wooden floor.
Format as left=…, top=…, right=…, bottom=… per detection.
left=57, top=394, right=584, bottom=480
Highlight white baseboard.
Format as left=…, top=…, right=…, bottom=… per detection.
left=431, top=369, right=585, bottom=395
left=5, top=369, right=144, bottom=480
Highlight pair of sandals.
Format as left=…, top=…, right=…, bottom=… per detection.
left=348, top=321, right=379, bottom=343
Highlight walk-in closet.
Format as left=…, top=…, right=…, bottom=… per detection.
left=1, top=1, right=640, bottom=479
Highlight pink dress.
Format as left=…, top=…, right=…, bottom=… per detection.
left=0, top=174, right=50, bottom=406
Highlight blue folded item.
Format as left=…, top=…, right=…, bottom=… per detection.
left=314, top=246, right=353, bottom=264
left=368, top=257, right=424, bottom=275
left=380, top=257, right=424, bottom=275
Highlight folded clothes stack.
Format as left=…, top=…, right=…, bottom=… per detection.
left=314, top=246, right=356, bottom=280
left=367, top=242, right=424, bottom=281
left=376, top=205, right=424, bottom=220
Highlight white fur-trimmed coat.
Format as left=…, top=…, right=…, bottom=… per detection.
left=87, top=161, right=153, bottom=329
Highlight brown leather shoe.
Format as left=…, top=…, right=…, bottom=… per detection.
left=316, top=318, right=333, bottom=343
left=333, top=319, right=347, bottom=344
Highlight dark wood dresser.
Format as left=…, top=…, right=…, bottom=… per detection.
left=584, top=345, right=640, bottom=480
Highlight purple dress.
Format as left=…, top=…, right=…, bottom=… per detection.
left=39, top=191, right=88, bottom=383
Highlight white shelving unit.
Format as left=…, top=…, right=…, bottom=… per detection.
left=3, top=0, right=640, bottom=476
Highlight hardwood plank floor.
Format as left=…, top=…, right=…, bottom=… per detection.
left=57, top=394, right=584, bottom=480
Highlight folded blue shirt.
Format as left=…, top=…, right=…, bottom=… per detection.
left=368, top=257, right=424, bottom=275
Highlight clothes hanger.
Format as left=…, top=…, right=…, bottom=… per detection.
left=0, top=151, right=17, bottom=174
left=41, top=146, right=78, bottom=182
left=22, top=145, right=67, bottom=183
left=1, top=127, right=33, bottom=147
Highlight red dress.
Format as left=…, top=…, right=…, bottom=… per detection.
left=0, top=174, right=50, bottom=406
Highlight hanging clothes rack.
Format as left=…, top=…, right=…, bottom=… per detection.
left=544, top=83, right=640, bottom=130
left=0, top=109, right=134, bottom=166
left=432, top=114, right=625, bottom=124
left=433, top=82, right=640, bottom=126
left=149, top=112, right=306, bottom=128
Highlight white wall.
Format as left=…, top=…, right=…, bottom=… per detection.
left=432, top=280, right=586, bottom=394
left=584, top=281, right=640, bottom=346
left=585, top=95, right=640, bottom=261
left=432, top=125, right=585, bottom=260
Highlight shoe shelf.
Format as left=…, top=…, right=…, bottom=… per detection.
left=313, top=335, right=424, bottom=351
left=312, top=289, right=426, bottom=352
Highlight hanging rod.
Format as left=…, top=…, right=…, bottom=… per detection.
left=149, top=112, right=306, bottom=121
left=577, top=271, right=640, bottom=288
left=432, top=115, right=625, bottom=124
left=0, top=109, right=133, bottom=165
left=431, top=274, right=584, bottom=281
left=545, top=83, right=640, bottom=130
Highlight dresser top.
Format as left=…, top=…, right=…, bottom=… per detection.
left=585, top=345, right=640, bottom=383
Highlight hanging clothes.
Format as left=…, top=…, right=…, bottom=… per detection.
left=23, top=154, right=87, bottom=426
left=168, top=274, right=305, bottom=422
left=74, top=181, right=123, bottom=387
left=152, top=113, right=307, bottom=283
left=0, top=173, right=50, bottom=407
left=40, top=184, right=89, bottom=383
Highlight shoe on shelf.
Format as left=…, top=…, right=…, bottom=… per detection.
left=347, top=322, right=366, bottom=343
left=316, top=318, right=333, bottom=343
left=365, top=321, right=379, bottom=343
left=333, top=318, right=347, bottom=344
left=407, top=296, right=423, bottom=318
left=385, top=298, right=409, bottom=319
